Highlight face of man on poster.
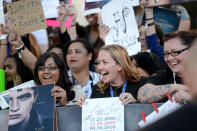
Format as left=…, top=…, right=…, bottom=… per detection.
left=9, top=88, right=37, bottom=126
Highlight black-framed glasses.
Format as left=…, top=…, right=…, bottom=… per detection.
left=162, top=47, right=189, bottom=58
left=38, top=66, right=58, bottom=71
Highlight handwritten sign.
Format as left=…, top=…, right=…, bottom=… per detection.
left=101, top=0, right=141, bottom=56
left=138, top=98, right=182, bottom=128
left=7, top=0, right=47, bottom=35
left=0, top=0, right=6, bottom=39
left=41, top=0, right=59, bottom=19
left=0, top=80, right=35, bottom=109
left=82, top=97, right=124, bottom=131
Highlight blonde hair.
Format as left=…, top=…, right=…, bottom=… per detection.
left=97, top=45, right=140, bottom=91
left=28, top=33, right=42, bottom=58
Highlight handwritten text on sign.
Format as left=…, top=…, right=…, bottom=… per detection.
left=82, top=97, right=124, bottom=131
left=7, top=0, right=46, bottom=35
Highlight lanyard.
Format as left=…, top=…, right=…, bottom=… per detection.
left=110, top=80, right=127, bottom=97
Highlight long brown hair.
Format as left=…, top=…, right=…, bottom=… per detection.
left=97, top=45, right=140, bottom=91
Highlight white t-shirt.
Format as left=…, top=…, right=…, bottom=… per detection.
left=68, top=70, right=100, bottom=98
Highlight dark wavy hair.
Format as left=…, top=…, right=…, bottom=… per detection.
left=34, top=52, right=74, bottom=101
left=46, top=44, right=66, bottom=60
left=65, top=38, right=95, bottom=69
left=164, top=31, right=197, bottom=48
left=7, top=53, right=34, bottom=83
left=132, top=52, right=160, bottom=76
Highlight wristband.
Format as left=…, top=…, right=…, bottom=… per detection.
left=14, top=42, right=24, bottom=50
left=14, top=42, right=25, bottom=53
left=146, top=17, right=154, bottom=21
left=17, top=45, right=25, bottom=53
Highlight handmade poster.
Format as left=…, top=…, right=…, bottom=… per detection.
left=7, top=0, right=47, bottom=35
left=0, top=0, right=6, bottom=40
left=146, top=0, right=197, bottom=7
left=8, top=83, right=54, bottom=131
left=142, top=7, right=181, bottom=34
left=41, top=0, right=59, bottom=19
left=0, top=80, right=35, bottom=109
left=101, top=0, right=141, bottom=56
left=32, top=29, right=48, bottom=45
left=46, top=0, right=72, bottom=27
left=82, top=97, right=124, bottom=131
left=138, top=98, right=182, bottom=128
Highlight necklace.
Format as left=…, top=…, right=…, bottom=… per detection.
left=110, top=80, right=127, bottom=97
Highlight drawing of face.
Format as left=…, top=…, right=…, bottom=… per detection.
left=9, top=88, right=35, bottom=126
left=113, top=12, right=126, bottom=34
left=110, top=27, right=119, bottom=42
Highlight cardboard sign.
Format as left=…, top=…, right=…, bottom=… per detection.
left=82, top=97, right=124, bottom=131
left=101, top=0, right=141, bottom=56
left=0, top=0, right=6, bottom=39
left=7, top=0, right=47, bottom=35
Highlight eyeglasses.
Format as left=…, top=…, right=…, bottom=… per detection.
left=162, top=47, right=189, bottom=58
left=38, top=66, right=58, bottom=71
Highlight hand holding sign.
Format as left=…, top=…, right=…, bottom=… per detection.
left=0, top=24, right=9, bottom=40
left=57, top=3, right=77, bottom=25
left=98, top=24, right=109, bottom=42
left=8, top=32, right=23, bottom=49
left=57, top=2, right=70, bottom=25
left=140, top=0, right=156, bottom=8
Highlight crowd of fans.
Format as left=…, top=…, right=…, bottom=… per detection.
left=1, top=0, right=197, bottom=130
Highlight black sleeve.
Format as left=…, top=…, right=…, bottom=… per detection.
left=146, top=68, right=172, bottom=85
left=128, top=77, right=147, bottom=100
left=90, top=84, right=105, bottom=98
left=59, top=30, right=71, bottom=50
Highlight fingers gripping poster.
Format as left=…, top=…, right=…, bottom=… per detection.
left=101, top=0, right=141, bottom=56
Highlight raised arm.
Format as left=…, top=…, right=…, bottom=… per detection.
left=0, top=25, right=9, bottom=69
left=57, top=3, right=77, bottom=41
left=8, top=32, right=37, bottom=71
left=0, top=39, right=7, bottom=69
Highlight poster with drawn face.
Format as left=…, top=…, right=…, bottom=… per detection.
left=8, top=84, right=54, bottom=131
left=0, top=80, right=36, bottom=109
left=101, top=0, right=141, bottom=56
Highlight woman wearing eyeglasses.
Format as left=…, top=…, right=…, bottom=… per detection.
left=138, top=31, right=197, bottom=103
left=34, top=52, right=77, bottom=106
